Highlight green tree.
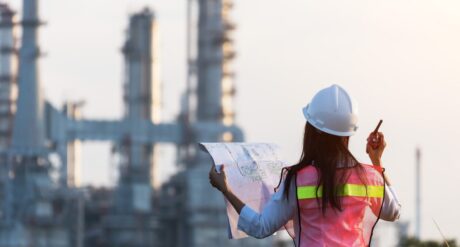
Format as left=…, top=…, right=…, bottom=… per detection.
left=398, top=237, right=457, bottom=247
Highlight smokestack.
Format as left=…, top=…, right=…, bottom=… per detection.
left=415, top=147, right=421, bottom=239
left=11, top=0, right=46, bottom=154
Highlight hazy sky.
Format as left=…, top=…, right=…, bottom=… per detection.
left=4, top=0, right=460, bottom=243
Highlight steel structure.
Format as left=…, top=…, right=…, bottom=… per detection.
left=103, top=9, right=160, bottom=246
left=11, top=0, right=46, bottom=154
left=156, top=0, right=274, bottom=246
left=45, top=4, right=250, bottom=246
left=0, top=0, right=287, bottom=246
left=62, top=101, right=84, bottom=187
left=0, top=0, right=83, bottom=246
left=0, top=3, right=17, bottom=150
left=0, top=3, right=17, bottom=245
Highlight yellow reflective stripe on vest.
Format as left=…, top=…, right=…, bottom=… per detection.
left=297, top=184, right=384, bottom=199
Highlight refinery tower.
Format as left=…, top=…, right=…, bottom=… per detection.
left=0, top=0, right=285, bottom=246
left=0, top=0, right=82, bottom=246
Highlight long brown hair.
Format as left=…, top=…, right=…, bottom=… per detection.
left=282, top=122, right=365, bottom=213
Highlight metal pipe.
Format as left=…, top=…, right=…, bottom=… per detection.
left=415, top=147, right=421, bottom=239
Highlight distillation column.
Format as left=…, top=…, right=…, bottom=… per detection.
left=3, top=0, right=71, bottom=246
left=176, top=1, right=270, bottom=246
left=120, top=7, right=161, bottom=207
left=12, top=0, right=46, bottom=153
left=0, top=3, right=17, bottom=233
left=0, top=3, right=17, bottom=150
left=196, top=0, right=235, bottom=126
left=104, top=8, right=159, bottom=247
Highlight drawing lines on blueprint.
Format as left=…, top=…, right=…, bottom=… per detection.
left=242, top=143, right=284, bottom=184
left=222, top=144, right=264, bottom=182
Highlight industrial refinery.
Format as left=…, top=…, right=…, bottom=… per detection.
left=0, top=0, right=438, bottom=246
left=0, top=0, right=283, bottom=246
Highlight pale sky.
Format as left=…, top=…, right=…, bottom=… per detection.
left=4, top=0, right=460, bottom=244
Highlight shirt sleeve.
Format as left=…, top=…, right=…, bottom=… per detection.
left=237, top=178, right=296, bottom=239
left=379, top=185, right=401, bottom=221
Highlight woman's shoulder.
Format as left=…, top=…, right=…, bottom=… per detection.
left=294, top=165, right=318, bottom=185
left=292, top=164, right=317, bottom=178
left=355, top=163, right=385, bottom=184
left=358, top=163, right=385, bottom=173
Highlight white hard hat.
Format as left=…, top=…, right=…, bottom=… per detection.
left=302, top=84, right=358, bottom=136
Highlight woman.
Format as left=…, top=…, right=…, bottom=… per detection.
left=209, top=85, right=401, bottom=246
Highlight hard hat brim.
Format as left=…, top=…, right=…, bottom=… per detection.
left=302, top=105, right=357, bottom=137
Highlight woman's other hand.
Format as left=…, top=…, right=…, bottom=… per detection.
left=366, top=132, right=386, bottom=166
left=209, top=164, right=245, bottom=214
left=209, top=165, right=229, bottom=193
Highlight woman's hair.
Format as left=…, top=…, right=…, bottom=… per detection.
left=282, top=122, right=365, bottom=213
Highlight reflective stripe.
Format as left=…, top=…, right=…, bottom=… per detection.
left=297, top=186, right=323, bottom=199
left=297, top=184, right=384, bottom=199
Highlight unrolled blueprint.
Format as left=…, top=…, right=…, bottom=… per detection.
left=200, top=142, right=288, bottom=239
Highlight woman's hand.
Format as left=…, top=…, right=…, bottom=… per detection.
left=209, top=164, right=246, bottom=213
left=209, top=165, right=229, bottom=193
left=366, top=132, right=386, bottom=166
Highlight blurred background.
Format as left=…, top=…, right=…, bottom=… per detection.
left=0, top=0, right=459, bottom=246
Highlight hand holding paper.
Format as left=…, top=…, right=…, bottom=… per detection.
left=209, top=164, right=229, bottom=193
left=200, top=142, right=289, bottom=239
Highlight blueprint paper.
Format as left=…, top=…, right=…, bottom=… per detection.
left=200, top=142, right=289, bottom=239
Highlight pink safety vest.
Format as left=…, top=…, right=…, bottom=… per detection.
left=287, top=164, right=385, bottom=247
